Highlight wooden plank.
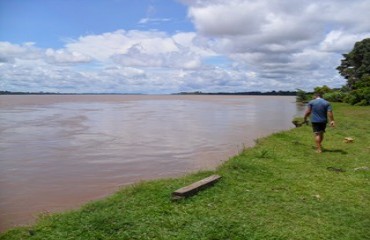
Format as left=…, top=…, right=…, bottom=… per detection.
left=172, top=174, right=221, bottom=200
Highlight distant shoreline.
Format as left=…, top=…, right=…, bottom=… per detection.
left=0, top=90, right=297, bottom=96
left=173, top=90, right=296, bottom=96
left=0, top=91, right=144, bottom=95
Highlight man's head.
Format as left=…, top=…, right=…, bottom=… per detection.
left=314, top=92, right=323, bottom=98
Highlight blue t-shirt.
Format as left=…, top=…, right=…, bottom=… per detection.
left=308, top=98, right=332, bottom=123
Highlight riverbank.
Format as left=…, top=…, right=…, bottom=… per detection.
left=1, top=103, right=369, bottom=239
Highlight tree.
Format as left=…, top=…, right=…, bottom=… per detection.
left=314, top=85, right=332, bottom=95
left=337, top=38, right=370, bottom=105
left=296, top=89, right=310, bottom=103
left=337, top=38, right=370, bottom=90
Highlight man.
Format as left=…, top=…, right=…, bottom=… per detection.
left=304, top=93, right=335, bottom=153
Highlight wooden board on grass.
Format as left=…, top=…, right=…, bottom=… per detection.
left=172, top=174, right=221, bottom=200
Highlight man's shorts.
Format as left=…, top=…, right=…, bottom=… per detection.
left=312, top=122, right=327, bottom=133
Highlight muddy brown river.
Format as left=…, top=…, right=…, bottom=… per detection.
left=0, top=95, right=305, bottom=231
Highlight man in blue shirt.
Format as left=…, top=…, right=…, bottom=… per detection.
left=304, top=92, right=335, bottom=153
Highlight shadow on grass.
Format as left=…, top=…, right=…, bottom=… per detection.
left=311, top=146, right=348, bottom=155
left=322, top=149, right=348, bottom=154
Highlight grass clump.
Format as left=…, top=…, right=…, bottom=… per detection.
left=1, top=103, right=369, bottom=240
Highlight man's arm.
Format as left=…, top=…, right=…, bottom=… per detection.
left=328, top=110, right=335, bottom=127
left=304, top=106, right=311, bottom=123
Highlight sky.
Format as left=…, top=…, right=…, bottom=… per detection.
left=1, top=0, right=370, bottom=94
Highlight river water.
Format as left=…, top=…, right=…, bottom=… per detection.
left=0, top=95, right=305, bottom=231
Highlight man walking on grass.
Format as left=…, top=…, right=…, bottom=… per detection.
left=304, top=92, right=335, bottom=153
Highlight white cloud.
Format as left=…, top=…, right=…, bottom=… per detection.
left=188, top=1, right=267, bottom=36
left=45, top=49, right=92, bottom=64
left=111, top=43, right=202, bottom=69
left=65, top=30, right=210, bottom=70
left=65, top=30, right=134, bottom=61
left=0, top=42, right=42, bottom=62
left=320, top=31, right=370, bottom=53
left=180, top=0, right=370, bottom=91
left=138, top=18, right=171, bottom=24
left=65, top=30, right=203, bottom=62
left=0, top=30, right=211, bottom=93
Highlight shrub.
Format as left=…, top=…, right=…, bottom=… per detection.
left=296, top=89, right=310, bottom=103
left=343, top=87, right=370, bottom=106
left=314, top=85, right=332, bottom=96
left=323, top=91, right=345, bottom=102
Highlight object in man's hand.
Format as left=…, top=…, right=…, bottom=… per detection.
left=292, top=117, right=308, bottom=127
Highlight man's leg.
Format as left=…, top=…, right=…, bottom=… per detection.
left=315, top=132, right=324, bottom=153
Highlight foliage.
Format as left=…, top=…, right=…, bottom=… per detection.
left=337, top=38, right=370, bottom=105
left=292, top=117, right=308, bottom=127
left=343, top=87, right=370, bottom=106
left=323, top=91, right=345, bottom=102
left=314, top=85, right=332, bottom=96
left=1, top=103, right=369, bottom=240
left=342, top=75, right=370, bottom=105
left=296, top=89, right=310, bottom=102
left=337, top=38, right=370, bottom=89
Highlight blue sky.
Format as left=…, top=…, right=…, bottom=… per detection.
left=0, top=0, right=192, bottom=48
left=1, top=0, right=370, bottom=93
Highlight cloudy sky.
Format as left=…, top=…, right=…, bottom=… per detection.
left=1, top=0, right=370, bottom=94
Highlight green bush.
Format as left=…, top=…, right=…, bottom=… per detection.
left=314, top=85, right=332, bottom=96
left=343, top=87, right=370, bottom=106
left=323, top=91, right=345, bottom=102
left=296, top=89, right=310, bottom=103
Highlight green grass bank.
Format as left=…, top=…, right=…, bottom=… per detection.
left=1, top=103, right=369, bottom=240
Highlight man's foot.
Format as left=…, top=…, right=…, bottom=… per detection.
left=316, top=148, right=322, bottom=153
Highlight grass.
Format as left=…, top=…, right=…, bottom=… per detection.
left=1, top=103, right=369, bottom=240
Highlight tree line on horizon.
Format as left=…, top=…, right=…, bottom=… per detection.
left=0, top=90, right=297, bottom=96
left=175, top=90, right=297, bottom=95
